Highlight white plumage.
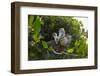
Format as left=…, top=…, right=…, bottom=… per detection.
left=52, top=32, right=59, bottom=44
left=58, top=28, right=65, bottom=38
left=60, top=37, right=68, bottom=47
left=52, top=28, right=72, bottom=47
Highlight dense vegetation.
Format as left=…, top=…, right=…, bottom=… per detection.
left=28, top=15, right=88, bottom=60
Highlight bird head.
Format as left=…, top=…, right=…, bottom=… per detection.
left=52, top=32, right=59, bottom=44
left=59, top=28, right=65, bottom=38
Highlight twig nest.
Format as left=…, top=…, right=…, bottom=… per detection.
left=47, top=40, right=66, bottom=55
left=53, top=45, right=66, bottom=54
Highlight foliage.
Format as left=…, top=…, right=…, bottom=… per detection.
left=42, top=41, right=48, bottom=49
left=28, top=15, right=88, bottom=60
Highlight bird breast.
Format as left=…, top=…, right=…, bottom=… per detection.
left=60, top=37, right=68, bottom=47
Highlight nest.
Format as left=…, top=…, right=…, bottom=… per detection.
left=47, top=40, right=67, bottom=55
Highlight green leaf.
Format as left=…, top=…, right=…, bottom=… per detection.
left=48, top=46, right=54, bottom=51
left=42, top=41, right=48, bottom=49
left=28, top=15, right=34, bottom=26
left=67, top=48, right=74, bottom=54
left=33, top=35, right=40, bottom=43
left=75, top=40, right=80, bottom=46
left=33, top=16, right=41, bottom=35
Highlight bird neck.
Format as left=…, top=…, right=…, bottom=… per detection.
left=59, top=36, right=65, bottom=41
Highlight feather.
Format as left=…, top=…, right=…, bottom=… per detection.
left=52, top=32, right=59, bottom=44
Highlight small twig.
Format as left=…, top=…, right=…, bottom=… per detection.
left=53, top=50, right=65, bottom=55
left=64, top=52, right=79, bottom=57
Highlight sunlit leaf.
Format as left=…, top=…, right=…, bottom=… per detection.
left=67, top=48, right=74, bottom=54
left=42, top=41, right=48, bottom=49
left=28, top=15, right=34, bottom=26
left=33, top=35, right=40, bottom=43
left=75, top=40, right=80, bottom=46
left=33, top=16, right=41, bottom=35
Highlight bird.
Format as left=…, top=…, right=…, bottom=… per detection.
left=52, top=28, right=72, bottom=54
left=52, top=28, right=66, bottom=45
left=58, top=28, right=72, bottom=47
left=58, top=28, right=65, bottom=38
left=52, top=32, right=59, bottom=44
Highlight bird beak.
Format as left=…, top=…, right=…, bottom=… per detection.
left=55, top=37, right=59, bottom=44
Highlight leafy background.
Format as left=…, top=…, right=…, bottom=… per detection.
left=28, top=15, right=88, bottom=60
